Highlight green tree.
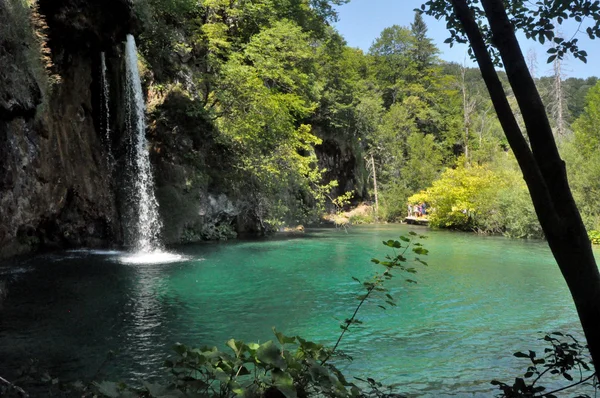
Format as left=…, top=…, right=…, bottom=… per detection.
left=410, top=11, right=439, bottom=77
left=369, top=25, right=416, bottom=108
left=310, top=32, right=372, bottom=201
left=422, top=0, right=600, bottom=372
left=213, top=20, right=329, bottom=228
left=562, top=81, right=600, bottom=232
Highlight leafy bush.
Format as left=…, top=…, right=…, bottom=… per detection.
left=348, top=212, right=375, bottom=225
left=492, top=332, right=597, bottom=397
left=409, top=162, right=502, bottom=230
left=409, top=161, right=543, bottom=238
left=589, top=230, right=600, bottom=245
left=378, top=183, right=411, bottom=222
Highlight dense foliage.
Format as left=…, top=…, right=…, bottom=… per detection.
left=133, top=0, right=597, bottom=238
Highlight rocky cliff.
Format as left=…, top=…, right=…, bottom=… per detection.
left=0, top=0, right=366, bottom=258
left=0, top=0, right=132, bottom=258
left=0, top=0, right=247, bottom=257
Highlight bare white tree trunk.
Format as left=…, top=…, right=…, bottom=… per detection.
left=526, top=48, right=538, bottom=79
left=550, top=44, right=569, bottom=139
left=460, top=61, right=477, bottom=164
left=370, top=153, right=379, bottom=216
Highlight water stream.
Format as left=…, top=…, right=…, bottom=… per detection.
left=123, top=34, right=162, bottom=253
left=100, top=52, right=111, bottom=164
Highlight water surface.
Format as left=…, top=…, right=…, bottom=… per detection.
left=0, top=225, right=591, bottom=396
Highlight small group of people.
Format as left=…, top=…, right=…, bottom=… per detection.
left=408, top=203, right=427, bottom=218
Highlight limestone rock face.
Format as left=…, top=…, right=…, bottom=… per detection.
left=0, top=0, right=133, bottom=258
left=149, top=91, right=243, bottom=244
left=0, top=1, right=43, bottom=120
left=38, top=0, right=134, bottom=53
left=315, top=138, right=368, bottom=204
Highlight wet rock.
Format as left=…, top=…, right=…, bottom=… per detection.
left=315, top=138, right=368, bottom=203
left=0, top=0, right=130, bottom=258
left=38, top=0, right=134, bottom=54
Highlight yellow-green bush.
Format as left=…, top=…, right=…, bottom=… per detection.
left=409, top=160, right=543, bottom=238
left=409, top=162, right=502, bottom=229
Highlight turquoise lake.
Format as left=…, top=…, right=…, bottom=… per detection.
left=0, top=225, right=593, bottom=396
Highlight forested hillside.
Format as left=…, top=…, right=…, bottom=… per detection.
left=1, top=0, right=599, bottom=257
left=4, top=0, right=600, bottom=396
left=132, top=0, right=599, bottom=238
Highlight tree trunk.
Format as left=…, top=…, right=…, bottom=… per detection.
left=451, top=0, right=600, bottom=373
left=370, top=153, right=379, bottom=216
left=461, top=62, right=470, bottom=164
left=552, top=55, right=567, bottom=139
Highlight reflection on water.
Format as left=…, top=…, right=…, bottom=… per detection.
left=125, top=261, right=168, bottom=378
left=0, top=226, right=593, bottom=397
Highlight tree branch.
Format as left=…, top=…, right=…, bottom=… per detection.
left=449, top=0, right=561, bottom=232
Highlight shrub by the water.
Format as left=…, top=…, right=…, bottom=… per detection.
left=409, top=160, right=543, bottom=238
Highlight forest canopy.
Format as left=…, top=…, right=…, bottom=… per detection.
left=132, top=0, right=599, bottom=238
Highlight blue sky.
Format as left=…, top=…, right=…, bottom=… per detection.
left=333, top=0, right=600, bottom=79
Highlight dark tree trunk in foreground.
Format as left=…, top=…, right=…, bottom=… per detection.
left=451, top=0, right=600, bottom=372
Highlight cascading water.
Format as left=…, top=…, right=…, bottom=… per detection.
left=100, top=52, right=112, bottom=166
left=123, top=34, right=163, bottom=253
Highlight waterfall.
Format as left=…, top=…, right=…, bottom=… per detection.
left=124, top=34, right=162, bottom=252
left=100, top=52, right=112, bottom=164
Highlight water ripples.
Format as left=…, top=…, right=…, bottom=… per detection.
left=0, top=226, right=592, bottom=396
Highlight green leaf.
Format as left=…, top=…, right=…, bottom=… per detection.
left=412, top=247, right=429, bottom=255
left=296, top=336, right=322, bottom=352
left=272, top=370, right=297, bottom=398
left=273, top=328, right=296, bottom=345
left=256, top=341, right=286, bottom=369
left=227, top=339, right=247, bottom=357
left=214, top=367, right=232, bottom=383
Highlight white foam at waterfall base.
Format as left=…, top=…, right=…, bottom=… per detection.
left=124, top=34, right=163, bottom=252
left=65, top=249, right=191, bottom=265
left=117, top=250, right=190, bottom=265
